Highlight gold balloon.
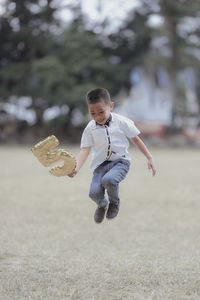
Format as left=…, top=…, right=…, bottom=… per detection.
left=31, top=135, right=76, bottom=177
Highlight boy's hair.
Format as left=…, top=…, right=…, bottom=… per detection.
left=86, top=88, right=111, bottom=105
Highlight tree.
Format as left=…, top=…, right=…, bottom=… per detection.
left=137, top=0, right=200, bottom=125
left=106, top=0, right=200, bottom=126
left=159, top=0, right=200, bottom=124
left=0, top=0, right=59, bottom=125
left=31, top=12, right=125, bottom=130
left=0, top=2, right=125, bottom=134
left=107, top=6, right=153, bottom=92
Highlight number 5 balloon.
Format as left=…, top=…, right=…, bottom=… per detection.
left=31, top=135, right=76, bottom=177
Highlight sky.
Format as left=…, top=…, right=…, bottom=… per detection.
left=57, top=0, right=140, bottom=30
left=0, top=0, right=140, bottom=31
left=0, top=0, right=163, bottom=32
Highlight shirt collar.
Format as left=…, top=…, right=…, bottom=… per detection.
left=96, top=114, right=112, bottom=127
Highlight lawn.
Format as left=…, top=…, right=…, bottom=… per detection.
left=0, top=145, right=200, bottom=300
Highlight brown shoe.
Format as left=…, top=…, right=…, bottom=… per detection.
left=106, top=202, right=120, bottom=219
left=94, top=206, right=107, bottom=223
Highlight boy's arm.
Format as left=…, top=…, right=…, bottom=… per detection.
left=68, top=147, right=91, bottom=178
left=130, top=136, right=156, bottom=176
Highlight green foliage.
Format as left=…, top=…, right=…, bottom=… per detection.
left=25, top=20, right=125, bottom=126
left=0, top=1, right=124, bottom=127
left=0, top=0, right=58, bottom=101
left=107, top=10, right=152, bottom=90
left=54, top=22, right=123, bottom=109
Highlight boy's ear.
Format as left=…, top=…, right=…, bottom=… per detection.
left=110, top=102, right=114, bottom=110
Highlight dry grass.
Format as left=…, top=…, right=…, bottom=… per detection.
left=0, top=145, right=200, bottom=300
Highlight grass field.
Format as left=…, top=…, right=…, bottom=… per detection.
left=0, top=145, right=200, bottom=300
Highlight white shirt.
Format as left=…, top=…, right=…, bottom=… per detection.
left=81, top=112, right=140, bottom=170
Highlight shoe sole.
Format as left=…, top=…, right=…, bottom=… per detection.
left=106, top=215, right=118, bottom=219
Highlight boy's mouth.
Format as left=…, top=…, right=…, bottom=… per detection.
left=96, top=119, right=105, bottom=124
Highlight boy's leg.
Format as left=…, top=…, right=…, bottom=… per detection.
left=101, top=160, right=130, bottom=218
left=89, top=164, right=109, bottom=223
left=102, top=160, right=130, bottom=204
left=89, top=166, right=108, bottom=208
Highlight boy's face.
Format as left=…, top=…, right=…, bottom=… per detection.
left=88, top=99, right=114, bottom=125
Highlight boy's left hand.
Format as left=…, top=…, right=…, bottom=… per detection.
left=148, top=158, right=156, bottom=176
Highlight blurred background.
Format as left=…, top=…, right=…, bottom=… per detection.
left=0, top=0, right=200, bottom=146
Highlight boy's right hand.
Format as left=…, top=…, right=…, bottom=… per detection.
left=68, top=168, right=78, bottom=178
left=68, top=146, right=91, bottom=178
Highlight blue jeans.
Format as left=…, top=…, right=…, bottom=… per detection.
left=89, top=159, right=130, bottom=208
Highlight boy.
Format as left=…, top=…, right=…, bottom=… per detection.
left=69, top=88, right=156, bottom=223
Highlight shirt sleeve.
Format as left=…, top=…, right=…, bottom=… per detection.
left=80, top=126, right=93, bottom=148
left=121, top=117, right=140, bottom=138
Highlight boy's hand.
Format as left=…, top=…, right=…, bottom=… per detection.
left=148, top=158, right=156, bottom=176
left=68, top=168, right=78, bottom=178
left=68, top=146, right=91, bottom=178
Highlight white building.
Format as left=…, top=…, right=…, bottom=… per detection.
left=116, top=66, right=199, bottom=137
